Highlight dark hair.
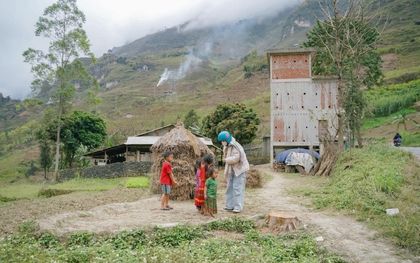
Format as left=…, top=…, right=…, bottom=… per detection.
left=163, top=152, right=173, bottom=159
left=203, top=154, right=213, bottom=164
left=206, top=165, right=218, bottom=179
left=194, top=157, right=202, bottom=173
left=202, top=154, right=214, bottom=175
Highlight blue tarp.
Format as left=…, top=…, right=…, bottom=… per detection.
left=275, top=149, right=320, bottom=163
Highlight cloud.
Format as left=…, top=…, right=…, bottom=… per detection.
left=0, top=0, right=299, bottom=100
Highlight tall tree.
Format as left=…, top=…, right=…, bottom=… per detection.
left=183, top=109, right=200, bottom=131
left=23, top=0, right=100, bottom=178
left=304, top=0, right=384, bottom=149
left=46, top=110, right=107, bottom=168
left=201, top=103, right=260, bottom=145
left=37, top=130, right=53, bottom=179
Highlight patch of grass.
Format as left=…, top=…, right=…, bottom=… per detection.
left=0, top=177, right=125, bottom=200
left=1, top=219, right=345, bottom=262
left=49, top=177, right=125, bottom=191
left=399, top=131, right=420, bottom=146
left=302, top=143, right=420, bottom=253
left=0, top=183, right=45, bottom=199
left=205, top=217, right=255, bottom=233
left=125, top=177, right=150, bottom=188
left=365, top=79, right=420, bottom=118
left=361, top=108, right=416, bottom=131
left=38, top=188, right=73, bottom=198
left=384, top=65, right=420, bottom=80
left=0, top=149, right=32, bottom=184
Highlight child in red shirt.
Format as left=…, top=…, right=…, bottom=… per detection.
left=160, top=152, right=178, bottom=210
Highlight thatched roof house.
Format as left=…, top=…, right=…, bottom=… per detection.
left=150, top=122, right=214, bottom=200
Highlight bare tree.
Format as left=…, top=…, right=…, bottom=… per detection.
left=304, top=0, right=386, bottom=174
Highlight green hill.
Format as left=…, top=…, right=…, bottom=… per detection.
left=1, top=0, right=420, bottom=157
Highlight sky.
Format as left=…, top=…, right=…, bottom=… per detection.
left=0, top=0, right=298, bottom=100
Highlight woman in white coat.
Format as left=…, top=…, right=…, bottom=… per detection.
left=218, top=131, right=249, bottom=213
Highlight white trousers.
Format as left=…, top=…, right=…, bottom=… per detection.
left=225, top=169, right=246, bottom=211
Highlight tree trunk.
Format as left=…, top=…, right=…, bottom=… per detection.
left=265, top=211, right=300, bottom=232
left=355, top=116, right=363, bottom=148
left=53, top=93, right=63, bottom=181
left=312, top=140, right=339, bottom=176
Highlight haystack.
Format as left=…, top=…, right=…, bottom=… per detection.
left=246, top=168, right=263, bottom=188
left=150, top=122, right=214, bottom=200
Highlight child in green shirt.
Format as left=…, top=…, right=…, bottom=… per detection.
left=203, top=165, right=218, bottom=217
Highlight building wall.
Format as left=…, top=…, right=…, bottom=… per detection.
left=271, top=79, right=338, bottom=146
left=268, top=49, right=338, bottom=164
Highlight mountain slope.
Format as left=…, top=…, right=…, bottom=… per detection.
left=2, top=0, right=420, bottom=143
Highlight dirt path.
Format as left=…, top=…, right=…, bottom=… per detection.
left=3, top=165, right=412, bottom=262
left=251, top=165, right=410, bottom=263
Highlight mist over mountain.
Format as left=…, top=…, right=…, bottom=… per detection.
left=1, top=0, right=420, bottom=135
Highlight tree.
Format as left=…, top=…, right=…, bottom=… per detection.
left=183, top=109, right=200, bottom=131
left=304, top=0, right=384, bottom=150
left=23, top=0, right=100, bottom=178
left=46, top=110, right=107, bottom=168
left=201, top=103, right=260, bottom=145
left=392, top=112, right=420, bottom=132
left=37, top=129, right=53, bottom=179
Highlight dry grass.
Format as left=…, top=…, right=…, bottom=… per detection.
left=246, top=168, right=263, bottom=188
left=150, top=123, right=213, bottom=200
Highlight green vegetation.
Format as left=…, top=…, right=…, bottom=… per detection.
left=398, top=131, right=420, bottom=146
left=365, top=79, right=420, bottom=118
left=0, top=177, right=125, bottom=200
left=23, top=0, right=101, bottom=177
left=0, top=218, right=345, bottom=262
left=201, top=102, right=260, bottom=145
left=125, top=177, right=150, bottom=188
left=361, top=109, right=416, bottom=131
left=298, top=143, right=420, bottom=253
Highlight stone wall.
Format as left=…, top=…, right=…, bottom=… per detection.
left=58, top=161, right=153, bottom=182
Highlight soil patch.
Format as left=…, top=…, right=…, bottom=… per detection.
left=0, top=164, right=414, bottom=262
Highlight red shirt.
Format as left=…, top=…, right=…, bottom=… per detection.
left=160, top=161, right=173, bottom=185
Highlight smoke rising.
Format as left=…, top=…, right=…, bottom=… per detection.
left=156, top=49, right=202, bottom=87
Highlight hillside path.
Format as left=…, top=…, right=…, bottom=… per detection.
left=253, top=165, right=412, bottom=263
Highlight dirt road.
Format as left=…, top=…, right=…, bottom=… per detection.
left=33, top=165, right=414, bottom=262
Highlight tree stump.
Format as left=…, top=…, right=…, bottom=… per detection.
left=295, top=165, right=307, bottom=175
left=265, top=211, right=299, bottom=232
left=284, top=165, right=296, bottom=173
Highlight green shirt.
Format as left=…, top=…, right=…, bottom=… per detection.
left=205, top=178, right=217, bottom=199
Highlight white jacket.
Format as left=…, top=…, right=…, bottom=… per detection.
left=223, top=137, right=250, bottom=180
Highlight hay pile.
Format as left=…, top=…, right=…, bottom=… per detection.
left=150, top=122, right=213, bottom=200
left=246, top=168, right=263, bottom=188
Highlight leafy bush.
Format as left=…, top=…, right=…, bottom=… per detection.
left=125, top=177, right=150, bottom=188
left=152, top=225, right=204, bottom=246
left=38, top=231, right=58, bottom=248
left=107, top=229, right=147, bottom=249
left=205, top=217, right=254, bottom=233
left=68, top=232, right=96, bottom=247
